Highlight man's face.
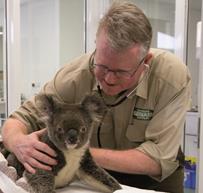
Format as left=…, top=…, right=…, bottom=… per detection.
left=94, top=31, right=147, bottom=96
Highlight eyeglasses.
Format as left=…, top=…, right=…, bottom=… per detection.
left=93, top=56, right=146, bottom=79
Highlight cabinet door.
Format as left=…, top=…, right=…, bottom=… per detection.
left=0, top=0, right=7, bottom=130
left=185, top=134, right=198, bottom=158
left=186, top=0, right=202, bottom=192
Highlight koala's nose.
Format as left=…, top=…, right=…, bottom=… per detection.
left=67, top=129, right=78, bottom=143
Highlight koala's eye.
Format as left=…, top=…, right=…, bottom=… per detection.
left=57, top=127, right=64, bottom=134
left=43, top=107, right=48, bottom=111
left=80, top=127, right=87, bottom=133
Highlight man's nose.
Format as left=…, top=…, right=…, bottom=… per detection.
left=104, top=71, right=118, bottom=84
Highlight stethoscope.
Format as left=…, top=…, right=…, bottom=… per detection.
left=96, top=63, right=150, bottom=147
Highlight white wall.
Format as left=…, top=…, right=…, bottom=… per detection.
left=20, top=0, right=86, bottom=99
left=21, top=0, right=59, bottom=99
left=86, top=0, right=110, bottom=52
left=131, top=0, right=175, bottom=50
left=0, top=7, right=3, bottom=71
left=59, top=0, right=85, bottom=65
left=0, top=7, right=5, bottom=113
left=187, top=7, right=201, bottom=109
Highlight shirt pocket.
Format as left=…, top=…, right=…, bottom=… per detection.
left=126, top=119, right=149, bottom=142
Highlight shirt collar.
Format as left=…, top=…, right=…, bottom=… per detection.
left=134, top=71, right=148, bottom=99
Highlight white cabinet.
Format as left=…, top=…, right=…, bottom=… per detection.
left=184, top=112, right=200, bottom=157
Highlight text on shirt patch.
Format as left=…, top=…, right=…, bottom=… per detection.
left=133, top=108, right=153, bottom=120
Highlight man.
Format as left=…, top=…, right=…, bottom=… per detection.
left=2, top=1, right=191, bottom=193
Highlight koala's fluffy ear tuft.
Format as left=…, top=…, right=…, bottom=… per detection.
left=81, top=94, right=107, bottom=122
left=35, top=94, right=56, bottom=117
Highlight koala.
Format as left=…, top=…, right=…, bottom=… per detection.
left=6, top=94, right=122, bottom=193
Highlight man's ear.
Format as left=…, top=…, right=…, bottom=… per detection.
left=143, top=52, right=153, bottom=66
left=81, top=94, right=107, bottom=122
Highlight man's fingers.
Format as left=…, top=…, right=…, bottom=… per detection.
left=17, top=129, right=58, bottom=171
left=34, top=141, right=57, bottom=157
left=31, top=148, right=57, bottom=166
left=24, top=162, right=36, bottom=174
left=31, top=129, right=57, bottom=157
left=23, top=158, right=52, bottom=173
left=35, top=128, right=47, bottom=136
left=28, top=157, right=52, bottom=171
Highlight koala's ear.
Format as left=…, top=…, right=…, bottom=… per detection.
left=81, top=94, right=107, bottom=122
left=35, top=94, right=56, bottom=117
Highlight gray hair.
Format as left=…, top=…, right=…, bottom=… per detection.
left=96, top=1, right=152, bottom=58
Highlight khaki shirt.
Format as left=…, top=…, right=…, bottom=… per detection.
left=10, top=48, right=191, bottom=181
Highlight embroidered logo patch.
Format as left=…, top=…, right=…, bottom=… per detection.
left=133, top=108, right=153, bottom=120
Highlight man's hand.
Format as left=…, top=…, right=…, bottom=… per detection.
left=12, top=129, right=57, bottom=174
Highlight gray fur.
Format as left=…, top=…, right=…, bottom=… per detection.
left=8, top=94, right=121, bottom=193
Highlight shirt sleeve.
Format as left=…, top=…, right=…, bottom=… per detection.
left=136, top=77, right=191, bottom=181
left=9, top=54, right=94, bottom=133
left=9, top=76, right=65, bottom=133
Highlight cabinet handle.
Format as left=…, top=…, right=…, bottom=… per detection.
left=197, top=117, right=200, bottom=148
